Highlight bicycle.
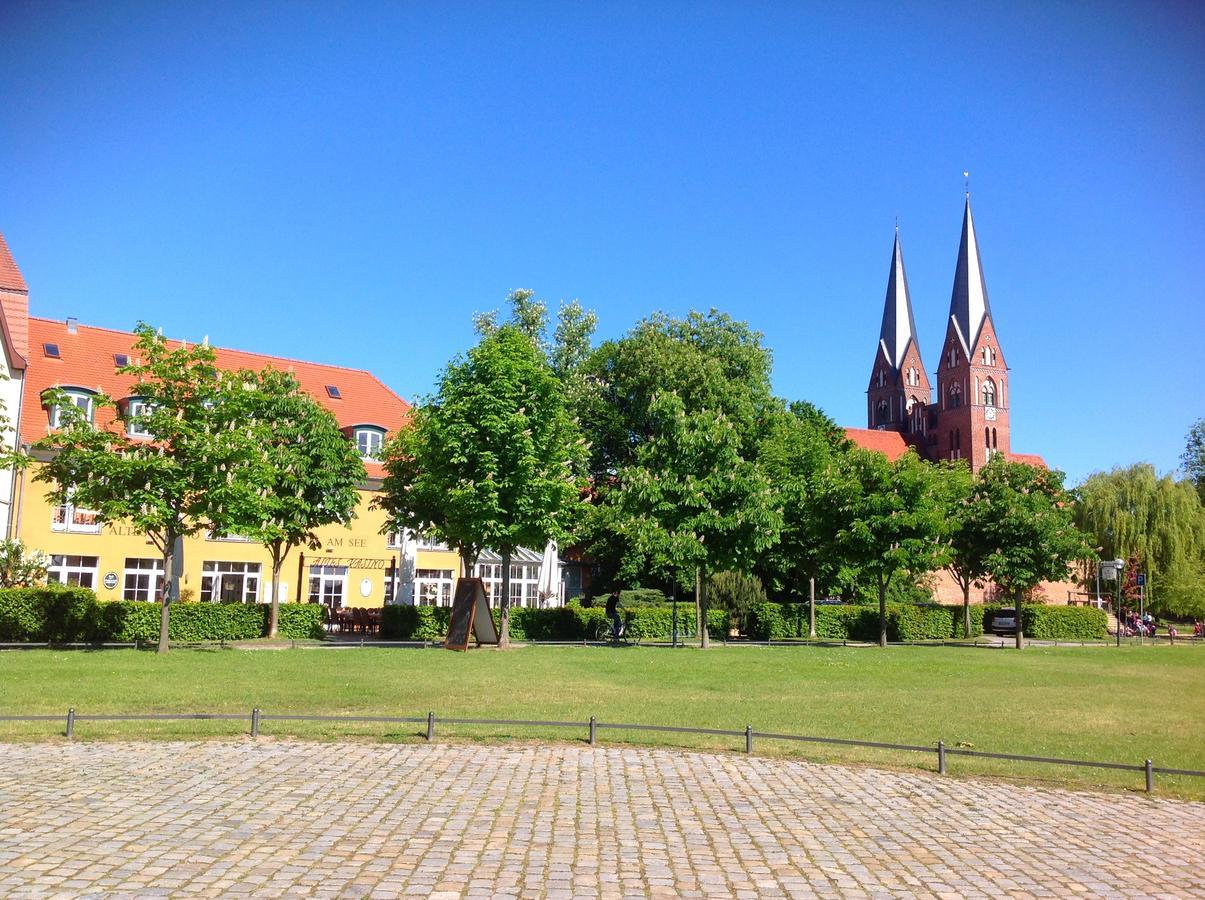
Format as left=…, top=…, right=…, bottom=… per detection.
left=595, top=619, right=638, bottom=646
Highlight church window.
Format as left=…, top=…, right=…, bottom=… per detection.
left=947, top=348, right=957, bottom=368
left=982, top=345, right=996, bottom=366
left=949, top=384, right=962, bottom=409
left=876, top=400, right=889, bottom=425
left=982, top=378, right=996, bottom=408
left=956, top=429, right=961, bottom=452
left=992, top=428, right=998, bottom=449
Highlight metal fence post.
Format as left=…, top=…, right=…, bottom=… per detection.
left=1145, top=759, right=1154, bottom=794
left=589, top=716, right=597, bottom=746
left=745, top=724, right=753, bottom=754
left=66, top=707, right=75, bottom=740
left=938, top=740, right=946, bottom=775
left=426, top=711, right=435, bottom=742
left=251, top=708, right=260, bottom=738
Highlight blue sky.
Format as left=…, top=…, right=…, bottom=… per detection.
left=2, top=1, right=1202, bottom=485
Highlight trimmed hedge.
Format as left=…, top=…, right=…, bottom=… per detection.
left=745, top=602, right=1106, bottom=642
left=379, top=603, right=731, bottom=642
left=0, top=586, right=331, bottom=642
left=1022, top=605, right=1107, bottom=640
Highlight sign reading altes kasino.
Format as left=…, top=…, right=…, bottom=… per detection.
left=319, top=536, right=391, bottom=570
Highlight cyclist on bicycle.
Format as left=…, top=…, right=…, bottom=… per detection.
left=606, top=590, right=624, bottom=641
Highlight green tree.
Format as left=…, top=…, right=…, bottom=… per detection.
left=940, top=460, right=987, bottom=638
left=834, top=449, right=951, bottom=648
left=34, top=324, right=257, bottom=653
left=378, top=325, right=585, bottom=648
left=583, top=311, right=780, bottom=646
left=0, top=539, right=48, bottom=587
left=600, top=390, right=782, bottom=646
left=217, top=368, right=365, bottom=638
left=975, top=458, right=1092, bottom=649
left=1183, top=418, right=1205, bottom=502
left=1075, top=463, right=1205, bottom=618
left=756, top=401, right=851, bottom=635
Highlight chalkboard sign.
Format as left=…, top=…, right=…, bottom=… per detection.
left=444, top=578, right=499, bottom=651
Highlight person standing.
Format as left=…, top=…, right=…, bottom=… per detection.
left=606, top=590, right=623, bottom=641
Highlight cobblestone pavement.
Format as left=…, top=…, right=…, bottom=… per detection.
left=1, top=741, right=1203, bottom=898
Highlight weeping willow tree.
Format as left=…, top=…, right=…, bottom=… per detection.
left=1075, top=464, right=1205, bottom=618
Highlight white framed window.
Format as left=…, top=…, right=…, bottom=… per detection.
left=416, top=533, right=449, bottom=551
left=982, top=346, right=995, bottom=366
left=308, top=565, right=348, bottom=607
left=48, top=555, right=99, bottom=588
left=474, top=560, right=541, bottom=608
left=49, top=390, right=96, bottom=428
left=355, top=427, right=385, bottom=461
left=201, top=561, right=261, bottom=603
left=125, top=398, right=153, bottom=438
left=206, top=531, right=254, bottom=543
left=415, top=568, right=454, bottom=606
left=386, top=530, right=403, bottom=549
left=51, top=495, right=101, bottom=534
left=123, top=558, right=164, bottom=602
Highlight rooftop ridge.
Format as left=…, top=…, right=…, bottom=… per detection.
left=30, top=316, right=400, bottom=383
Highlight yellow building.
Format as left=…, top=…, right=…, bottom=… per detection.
left=1, top=234, right=573, bottom=610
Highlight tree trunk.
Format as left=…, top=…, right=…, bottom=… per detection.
left=698, top=567, right=710, bottom=649
left=1014, top=586, right=1024, bottom=650
left=499, top=549, right=511, bottom=649
left=962, top=581, right=971, bottom=639
left=808, top=576, right=816, bottom=639
left=267, top=546, right=283, bottom=640
left=157, top=533, right=176, bottom=655
left=878, top=575, right=888, bottom=649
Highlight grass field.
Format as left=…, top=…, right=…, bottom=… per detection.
left=1, top=643, right=1202, bottom=797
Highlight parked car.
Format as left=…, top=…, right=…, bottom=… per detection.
left=991, top=608, right=1018, bottom=634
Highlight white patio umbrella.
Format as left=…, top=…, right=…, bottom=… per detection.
left=397, top=529, right=417, bottom=605
left=535, top=540, right=560, bottom=608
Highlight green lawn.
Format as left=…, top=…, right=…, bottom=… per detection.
left=2, top=643, right=1202, bottom=797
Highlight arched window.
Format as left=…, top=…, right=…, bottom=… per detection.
left=982, top=345, right=995, bottom=366
left=985, top=427, right=990, bottom=449
left=955, top=429, right=961, bottom=451
left=906, top=366, right=918, bottom=386
left=948, top=431, right=954, bottom=452
left=876, top=400, right=889, bottom=425
left=46, top=388, right=96, bottom=428
left=875, top=369, right=884, bottom=388
left=949, top=384, right=962, bottom=409
left=992, top=428, right=998, bottom=449
left=947, top=348, right=956, bottom=368
left=982, top=378, right=996, bottom=408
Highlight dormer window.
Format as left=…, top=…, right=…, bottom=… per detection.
left=354, top=426, right=385, bottom=461
left=47, top=389, right=95, bottom=428
left=125, top=398, right=152, bottom=438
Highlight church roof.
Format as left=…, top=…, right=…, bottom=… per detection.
left=947, top=196, right=993, bottom=355
left=0, top=232, right=30, bottom=369
left=877, top=230, right=919, bottom=371
left=844, top=427, right=912, bottom=461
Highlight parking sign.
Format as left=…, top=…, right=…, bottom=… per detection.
left=1136, top=573, right=1145, bottom=587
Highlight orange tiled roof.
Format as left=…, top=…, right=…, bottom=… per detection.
left=0, top=233, right=28, bottom=293
left=0, top=233, right=30, bottom=368
left=23, top=318, right=410, bottom=478
left=1009, top=452, right=1047, bottom=469
left=843, top=427, right=912, bottom=461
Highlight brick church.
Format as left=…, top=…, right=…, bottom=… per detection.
left=844, top=196, right=1080, bottom=605
left=846, top=195, right=1044, bottom=472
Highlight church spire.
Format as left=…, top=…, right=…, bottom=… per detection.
left=877, top=228, right=918, bottom=371
left=947, top=195, right=993, bottom=355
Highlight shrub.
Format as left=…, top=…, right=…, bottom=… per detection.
left=277, top=603, right=326, bottom=639
left=0, top=585, right=106, bottom=642
left=0, top=587, right=335, bottom=642
left=891, top=604, right=954, bottom=641
left=587, top=588, right=669, bottom=607
left=380, top=604, right=453, bottom=641
left=1023, top=605, right=1107, bottom=640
